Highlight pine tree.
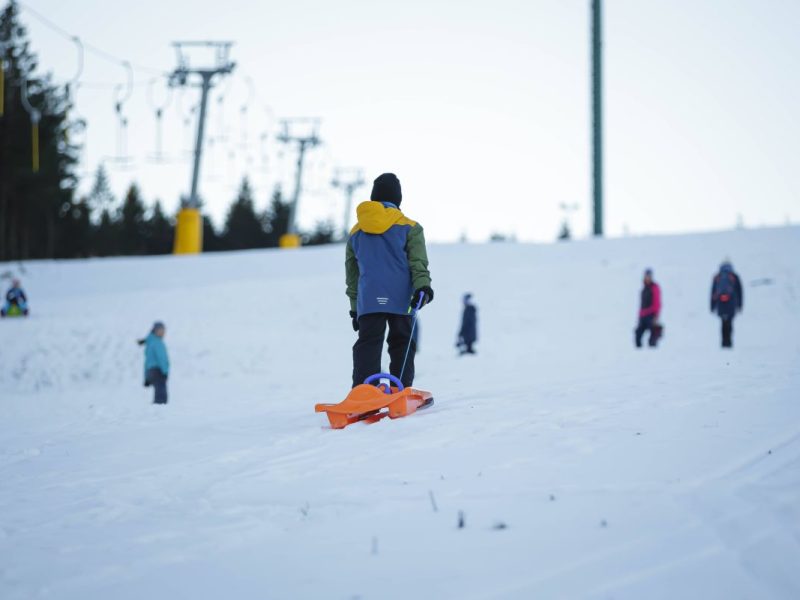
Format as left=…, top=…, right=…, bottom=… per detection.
left=202, top=215, right=225, bottom=252
left=304, top=220, right=336, bottom=246
left=264, top=186, right=291, bottom=247
left=558, top=220, right=572, bottom=241
left=87, top=164, right=115, bottom=223
left=93, top=209, right=118, bottom=257
left=222, top=178, right=268, bottom=250
left=144, top=200, right=173, bottom=255
left=119, top=183, right=146, bottom=255
left=55, top=197, right=91, bottom=258
left=0, top=0, right=80, bottom=260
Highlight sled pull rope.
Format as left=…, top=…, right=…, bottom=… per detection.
left=398, top=293, right=424, bottom=384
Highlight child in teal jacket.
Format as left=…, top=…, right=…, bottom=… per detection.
left=138, top=321, right=170, bottom=404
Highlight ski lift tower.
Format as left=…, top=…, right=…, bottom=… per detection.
left=277, top=118, right=321, bottom=248
left=332, top=168, right=365, bottom=240
left=169, top=41, right=235, bottom=254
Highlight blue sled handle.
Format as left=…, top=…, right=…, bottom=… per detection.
left=363, top=373, right=404, bottom=393
left=407, top=291, right=425, bottom=315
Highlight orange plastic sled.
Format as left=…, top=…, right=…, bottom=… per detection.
left=315, top=374, right=433, bottom=429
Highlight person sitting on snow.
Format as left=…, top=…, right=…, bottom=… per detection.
left=635, top=268, right=662, bottom=348
left=457, top=293, right=478, bottom=355
left=710, top=260, right=743, bottom=348
left=346, top=173, right=433, bottom=388
left=1, top=278, right=29, bottom=317
left=137, top=321, right=170, bottom=405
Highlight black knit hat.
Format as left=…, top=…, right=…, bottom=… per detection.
left=370, top=173, right=402, bottom=206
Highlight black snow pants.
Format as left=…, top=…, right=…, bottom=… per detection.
left=635, top=315, right=659, bottom=348
left=353, top=313, right=416, bottom=389
left=721, top=315, right=734, bottom=348
left=146, top=367, right=168, bottom=404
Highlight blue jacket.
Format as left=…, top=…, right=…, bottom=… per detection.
left=345, top=201, right=431, bottom=316
left=6, top=287, right=27, bottom=306
left=143, top=333, right=170, bottom=377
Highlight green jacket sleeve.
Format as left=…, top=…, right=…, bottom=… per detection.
left=406, top=224, right=432, bottom=290
left=345, top=238, right=359, bottom=312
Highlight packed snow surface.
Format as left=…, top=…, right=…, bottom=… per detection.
left=1, top=227, right=799, bottom=599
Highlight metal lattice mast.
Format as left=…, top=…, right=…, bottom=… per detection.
left=277, top=119, right=321, bottom=236
left=169, top=42, right=235, bottom=210
left=332, top=168, right=365, bottom=240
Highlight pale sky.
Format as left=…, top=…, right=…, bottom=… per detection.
left=15, top=0, right=800, bottom=242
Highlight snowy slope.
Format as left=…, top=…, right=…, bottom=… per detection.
left=1, top=226, right=799, bottom=599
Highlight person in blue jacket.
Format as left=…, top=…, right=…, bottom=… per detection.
left=710, top=260, right=743, bottom=348
left=345, top=173, right=433, bottom=388
left=457, top=293, right=478, bottom=355
left=137, top=321, right=170, bottom=404
left=1, top=279, right=29, bottom=317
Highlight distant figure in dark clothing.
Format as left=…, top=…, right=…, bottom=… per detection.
left=138, top=321, right=170, bottom=404
left=1, top=278, right=29, bottom=317
left=635, top=269, right=662, bottom=348
left=710, top=261, right=743, bottom=348
left=457, top=293, right=478, bottom=355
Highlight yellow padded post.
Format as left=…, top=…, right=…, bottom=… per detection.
left=173, top=208, right=203, bottom=254
left=279, top=233, right=301, bottom=249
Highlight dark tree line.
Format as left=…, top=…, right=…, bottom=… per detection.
left=53, top=165, right=175, bottom=258
left=59, top=169, right=334, bottom=257
left=1, top=0, right=335, bottom=261
left=204, top=178, right=335, bottom=252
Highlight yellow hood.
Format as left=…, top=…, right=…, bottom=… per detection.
left=352, top=201, right=415, bottom=235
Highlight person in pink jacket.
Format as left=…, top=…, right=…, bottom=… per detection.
left=635, top=268, right=662, bottom=348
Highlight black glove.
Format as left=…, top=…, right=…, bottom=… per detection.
left=411, top=286, right=434, bottom=309
left=350, top=310, right=359, bottom=331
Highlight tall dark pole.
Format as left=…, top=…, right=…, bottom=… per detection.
left=591, top=0, right=604, bottom=236
left=188, top=73, right=213, bottom=208
left=332, top=168, right=365, bottom=240
left=288, top=139, right=310, bottom=236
